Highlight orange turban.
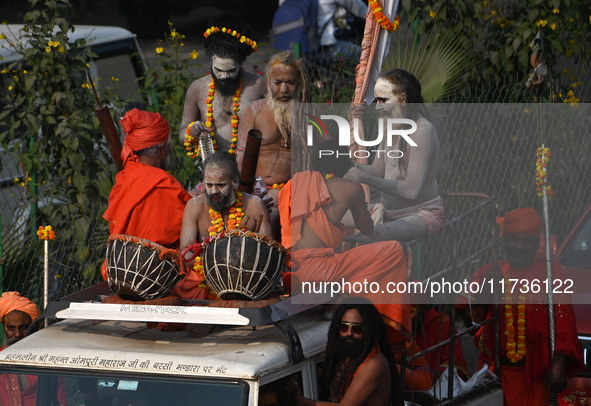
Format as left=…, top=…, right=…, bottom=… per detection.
left=0, top=292, right=40, bottom=322
left=120, top=109, right=170, bottom=166
left=496, top=207, right=543, bottom=239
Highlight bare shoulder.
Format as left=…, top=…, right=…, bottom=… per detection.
left=358, top=352, right=390, bottom=376
left=242, top=192, right=265, bottom=209
left=416, top=116, right=438, bottom=140
left=187, top=76, right=210, bottom=92
left=186, top=194, right=207, bottom=213
left=244, top=98, right=269, bottom=115
left=242, top=73, right=267, bottom=97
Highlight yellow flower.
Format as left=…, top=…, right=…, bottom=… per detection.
left=156, top=47, right=164, bottom=54
left=1, top=68, right=8, bottom=74
left=23, top=70, right=27, bottom=74
left=191, top=50, right=198, bottom=59
left=552, top=8, right=559, bottom=14
left=429, top=10, right=437, bottom=18
left=0, top=33, right=6, bottom=40
left=536, top=20, right=547, bottom=27
left=550, top=23, right=556, bottom=30
left=8, top=84, right=13, bottom=91
left=112, top=76, right=119, bottom=82
left=491, top=10, right=496, bottom=16
left=45, top=46, right=51, bottom=52
left=58, top=46, right=65, bottom=53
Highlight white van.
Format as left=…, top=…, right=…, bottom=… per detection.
left=0, top=284, right=503, bottom=406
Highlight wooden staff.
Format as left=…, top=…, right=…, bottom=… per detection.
left=87, top=72, right=124, bottom=171
left=238, top=129, right=262, bottom=193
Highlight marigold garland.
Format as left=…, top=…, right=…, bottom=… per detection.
left=272, top=183, right=285, bottom=190
left=368, top=0, right=400, bottom=32
left=504, top=279, right=526, bottom=363
left=203, top=26, right=258, bottom=52
left=37, top=225, right=55, bottom=240
left=184, top=78, right=242, bottom=158
left=324, top=174, right=334, bottom=180
left=208, top=191, right=245, bottom=236
left=535, top=147, right=553, bottom=200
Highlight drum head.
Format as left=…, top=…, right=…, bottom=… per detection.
left=106, top=235, right=183, bottom=301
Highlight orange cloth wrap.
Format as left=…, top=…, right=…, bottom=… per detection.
left=496, top=207, right=542, bottom=239
left=120, top=108, right=170, bottom=166
left=0, top=292, right=40, bottom=321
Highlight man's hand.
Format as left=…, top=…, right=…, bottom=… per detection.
left=547, top=352, right=568, bottom=393
left=189, top=121, right=207, bottom=138
left=348, top=102, right=367, bottom=121
left=344, top=166, right=366, bottom=183
left=262, top=197, right=274, bottom=214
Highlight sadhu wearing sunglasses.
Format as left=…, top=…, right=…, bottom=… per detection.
left=287, top=301, right=404, bottom=406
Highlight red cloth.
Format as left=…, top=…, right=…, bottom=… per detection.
left=278, top=171, right=412, bottom=342
left=0, top=292, right=39, bottom=321
left=0, top=374, right=67, bottom=406
left=456, top=259, right=584, bottom=392
left=500, top=364, right=548, bottom=406
left=415, top=308, right=468, bottom=379
left=496, top=207, right=542, bottom=239
left=102, top=161, right=192, bottom=280
left=120, top=109, right=170, bottom=166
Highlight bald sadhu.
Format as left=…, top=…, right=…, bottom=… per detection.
left=456, top=208, right=584, bottom=406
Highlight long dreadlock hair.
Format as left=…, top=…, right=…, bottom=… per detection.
left=378, top=69, right=425, bottom=177
left=320, top=300, right=404, bottom=406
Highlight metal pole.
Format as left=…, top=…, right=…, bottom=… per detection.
left=44, top=239, right=49, bottom=327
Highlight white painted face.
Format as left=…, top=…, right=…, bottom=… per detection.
left=211, top=55, right=240, bottom=82
left=374, top=77, right=405, bottom=117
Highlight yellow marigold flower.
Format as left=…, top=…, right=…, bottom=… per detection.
left=8, top=84, right=13, bottom=91
left=0, top=33, right=6, bottom=40
left=191, top=50, right=198, bottom=59
left=45, top=46, right=51, bottom=52
left=552, top=8, right=559, bottom=14
left=0, top=68, right=7, bottom=74
left=156, top=47, right=164, bottom=54
left=429, top=10, right=437, bottom=18
left=550, top=23, right=556, bottom=30
left=58, top=46, right=65, bottom=53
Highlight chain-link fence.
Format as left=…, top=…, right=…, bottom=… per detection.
left=1, top=72, right=589, bottom=308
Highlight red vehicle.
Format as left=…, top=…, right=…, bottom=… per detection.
left=555, top=203, right=591, bottom=405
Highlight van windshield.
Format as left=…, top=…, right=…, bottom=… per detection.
left=0, top=371, right=248, bottom=406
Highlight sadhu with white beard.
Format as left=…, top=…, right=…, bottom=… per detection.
left=236, top=50, right=311, bottom=220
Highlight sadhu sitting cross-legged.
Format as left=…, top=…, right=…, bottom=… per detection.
left=179, top=151, right=274, bottom=336
left=278, top=140, right=425, bottom=383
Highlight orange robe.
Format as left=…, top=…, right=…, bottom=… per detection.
left=415, top=308, right=468, bottom=380
left=102, top=161, right=205, bottom=300
left=278, top=171, right=412, bottom=343
left=456, top=259, right=584, bottom=405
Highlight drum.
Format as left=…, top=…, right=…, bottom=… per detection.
left=105, top=234, right=185, bottom=301
left=203, top=229, right=286, bottom=301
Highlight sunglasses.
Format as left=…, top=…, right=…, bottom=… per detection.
left=338, top=322, right=365, bottom=335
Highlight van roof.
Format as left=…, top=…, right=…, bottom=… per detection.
left=0, top=307, right=329, bottom=380
left=0, top=25, right=137, bottom=64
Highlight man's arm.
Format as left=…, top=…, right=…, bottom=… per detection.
left=347, top=123, right=438, bottom=200
left=235, top=102, right=258, bottom=172
left=246, top=195, right=274, bottom=240
left=178, top=80, right=204, bottom=144
left=179, top=197, right=201, bottom=254
left=294, top=354, right=392, bottom=406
